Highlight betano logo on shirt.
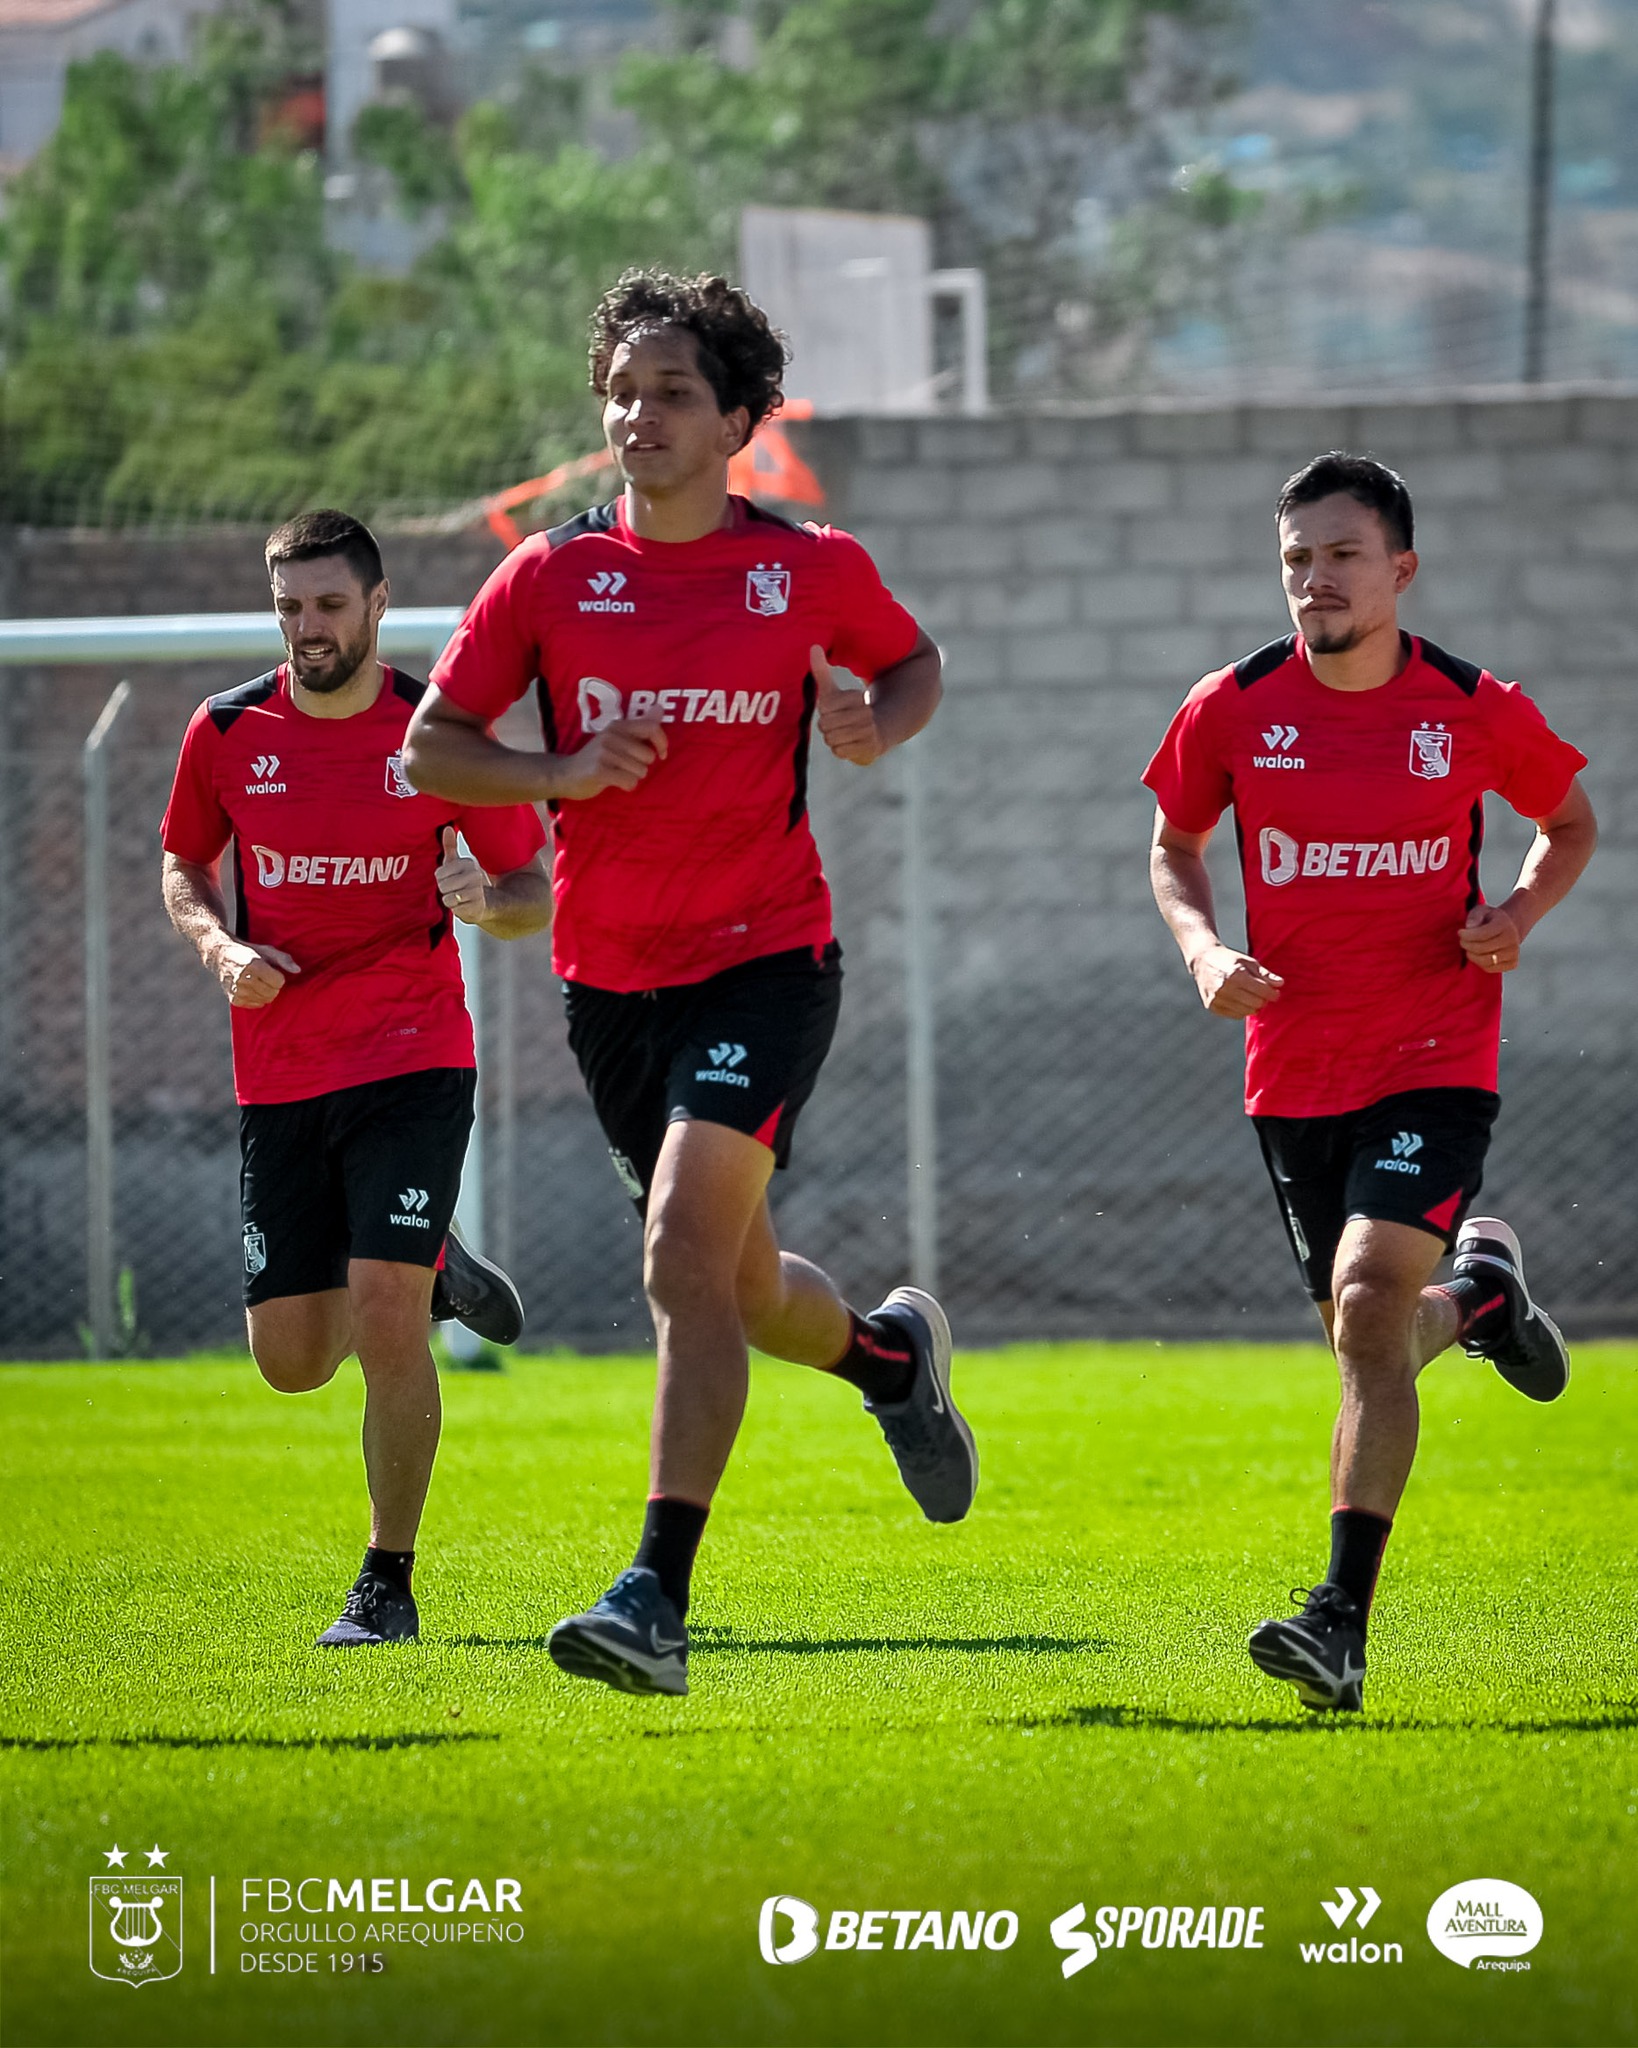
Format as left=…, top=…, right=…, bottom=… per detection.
left=250, top=846, right=411, bottom=889
left=1258, top=829, right=1452, bottom=888
left=577, top=676, right=781, bottom=734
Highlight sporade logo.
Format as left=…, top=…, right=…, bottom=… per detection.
left=1050, top=1901, right=1266, bottom=1977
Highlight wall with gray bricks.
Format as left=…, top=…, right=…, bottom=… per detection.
left=2, top=391, right=1634, bottom=1351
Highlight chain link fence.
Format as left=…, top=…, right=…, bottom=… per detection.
left=2, top=672, right=1632, bottom=1358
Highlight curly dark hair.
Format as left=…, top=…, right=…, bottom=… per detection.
left=588, top=269, right=789, bottom=437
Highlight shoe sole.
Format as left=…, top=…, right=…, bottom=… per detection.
left=315, top=1624, right=419, bottom=1648
left=547, top=1620, right=688, bottom=1697
left=1455, top=1216, right=1570, bottom=1403
left=876, top=1285, right=979, bottom=1522
left=1247, top=1622, right=1363, bottom=1713
left=438, top=1221, right=525, bottom=1347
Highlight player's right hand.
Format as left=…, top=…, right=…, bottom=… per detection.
left=1190, top=945, right=1283, bottom=1018
left=552, top=719, right=668, bottom=800
left=214, top=940, right=301, bottom=1008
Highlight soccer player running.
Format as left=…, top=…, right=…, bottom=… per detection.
left=402, top=270, right=977, bottom=1698
left=161, top=510, right=551, bottom=1648
left=1144, top=453, right=1595, bottom=1713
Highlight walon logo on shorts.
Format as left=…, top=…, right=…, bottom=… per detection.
left=392, top=1188, right=433, bottom=1229
left=1258, top=829, right=1451, bottom=888
left=696, top=1043, right=750, bottom=1088
left=251, top=848, right=411, bottom=889
left=577, top=676, right=782, bottom=734
left=1375, top=1131, right=1423, bottom=1174
left=1426, top=1881, right=1542, bottom=1971
left=758, top=1897, right=1017, bottom=1964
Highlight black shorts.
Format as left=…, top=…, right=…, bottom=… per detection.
left=239, top=1067, right=476, bottom=1305
left=1254, top=1086, right=1499, bottom=1302
left=563, top=942, right=843, bottom=1212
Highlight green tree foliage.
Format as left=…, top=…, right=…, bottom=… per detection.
left=1, top=0, right=1239, bottom=524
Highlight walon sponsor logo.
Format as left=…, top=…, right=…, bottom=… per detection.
left=1299, top=1887, right=1402, bottom=1966
left=1050, top=1902, right=1266, bottom=1977
left=758, top=1897, right=1017, bottom=1964
left=1253, top=724, right=1304, bottom=769
left=1426, top=1881, right=1542, bottom=1971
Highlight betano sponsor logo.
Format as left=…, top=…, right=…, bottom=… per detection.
left=251, top=848, right=410, bottom=889
left=1050, top=1902, right=1266, bottom=1976
left=578, top=676, right=782, bottom=734
left=758, top=1897, right=1017, bottom=1964
left=1259, top=830, right=1451, bottom=888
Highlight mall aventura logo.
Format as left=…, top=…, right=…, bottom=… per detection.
left=1426, top=1880, right=1543, bottom=1971
left=90, top=1845, right=182, bottom=1986
left=758, top=1897, right=1017, bottom=1963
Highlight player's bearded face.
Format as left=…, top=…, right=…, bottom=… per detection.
left=1279, top=495, right=1415, bottom=655
left=271, top=560, right=382, bottom=693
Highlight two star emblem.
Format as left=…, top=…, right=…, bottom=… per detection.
left=102, top=1844, right=168, bottom=1869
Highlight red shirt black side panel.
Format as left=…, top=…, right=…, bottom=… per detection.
left=431, top=496, right=921, bottom=993
left=1143, top=635, right=1587, bottom=1118
left=161, top=666, right=547, bottom=1105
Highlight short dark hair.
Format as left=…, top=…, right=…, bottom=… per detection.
left=1276, top=452, right=1414, bottom=553
left=588, top=269, right=788, bottom=438
left=264, top=509, right=385, bottom=591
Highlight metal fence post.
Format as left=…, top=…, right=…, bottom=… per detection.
left=902, top=735, right=939, bottom=1293
left=83, top=680, right=132, bottom=1358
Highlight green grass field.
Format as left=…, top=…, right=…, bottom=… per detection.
left=1, top=1342, right=1634, bottom=2048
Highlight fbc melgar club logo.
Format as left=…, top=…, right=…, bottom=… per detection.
left=758, top=1897, right=1017, bottom=1963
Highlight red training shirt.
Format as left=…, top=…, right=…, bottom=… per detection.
left=161, top=665, right=546, bottom=1105
left=430, top=495, right=921, bottom=992
left=1143, top=634, right=1587, bottom=1118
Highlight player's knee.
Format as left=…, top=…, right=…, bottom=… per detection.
left=250, top=1337, right=339, bottom=1394
left=348, top=1264, right=435, bottom=1351
left=644, top=1221, right=736, bottom=1317
left=1331, top=1272, right=1418, bottom=1369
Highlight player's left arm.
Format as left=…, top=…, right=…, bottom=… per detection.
left=813, top=630, right=942, bottom=768
left=1459, top=776, right=1597, bottom=974
left=435, top=828, right=553, bottom=939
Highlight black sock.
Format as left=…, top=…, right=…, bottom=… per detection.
left=1434, top=1275, right=1510, bottom=1346
left=826, top=1310, right=916, bottom=1406
left=363, top=1547, right=414, bottom=1594
left=633, top=1497, right=709, bottom=1618
left=1326, top=1510, right=1392, bottom=1626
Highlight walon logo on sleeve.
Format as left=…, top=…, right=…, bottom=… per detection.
left=1426, top=1881, right=1542, bottom=1971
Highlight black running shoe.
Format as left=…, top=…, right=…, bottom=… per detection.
left=864, top=1286, right=978, bottom=1524
left=431, top=1219, right=525, bottom=1347
left=1452, top=1215, right=1570, bottom=1403
left=548, top=1568, right=688, bottom=1697
left=1248, top=1583, right=1366, bottom=1713
left=315, top=1573, right=419, bottom=1648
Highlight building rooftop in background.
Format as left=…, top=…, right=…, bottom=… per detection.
left=0, top=0, right=226, bottom=165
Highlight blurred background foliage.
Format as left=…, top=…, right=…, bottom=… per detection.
left=0, top=0, right=1241, bottom=524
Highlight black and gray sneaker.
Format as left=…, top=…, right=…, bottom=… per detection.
left=315, top=1573, right=419, bottom=1648
left=864, top=1286, right=978, bottom=1524
left=431, top=1219, right=525, bottom=1348
left=1248, top=1583, right=1366, bottom=1713
left=548, top=1568, right=688, bottom=1697
left=1452, top=1215, right=1570, bottom=1403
